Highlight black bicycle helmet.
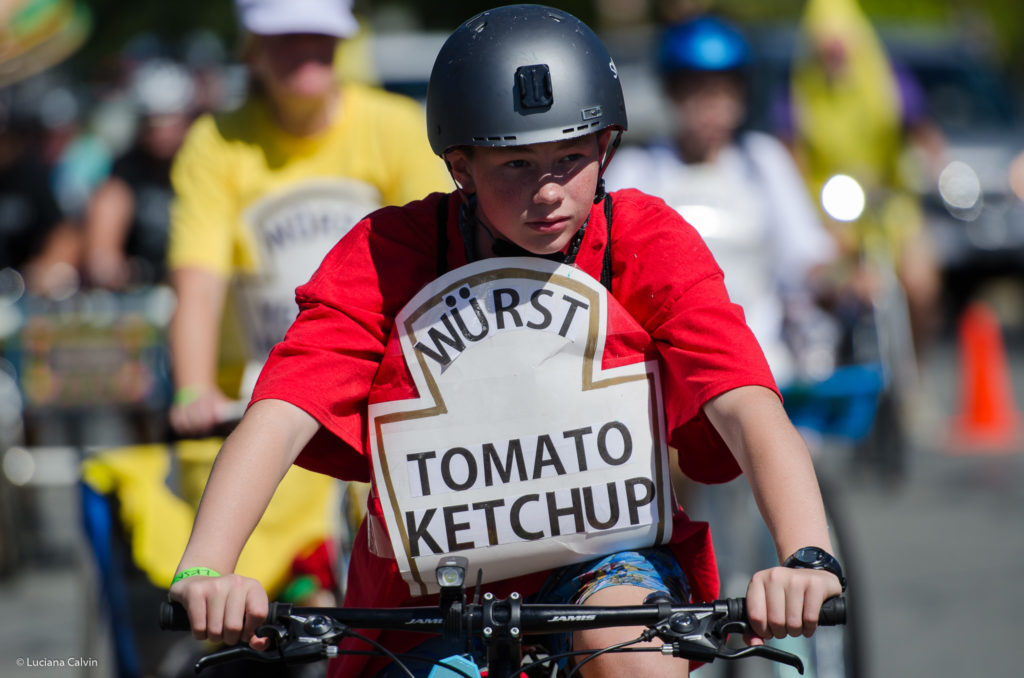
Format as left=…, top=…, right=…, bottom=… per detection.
left=425, top=4, right=627, bottom=156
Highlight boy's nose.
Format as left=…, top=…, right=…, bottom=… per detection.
left=534, top=177, right=564, bottom=204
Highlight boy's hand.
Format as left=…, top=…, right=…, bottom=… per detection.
left=744, top=567, right=844, bottom=643
left=170, top=385, right=234, bottom=437
left=168, top=573, right=270, bottom=650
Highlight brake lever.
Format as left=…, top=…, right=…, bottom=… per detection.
left=193, top=612, right=347, bottom=673
left=195, top=645, right=277, bottom=672
left=718, top=645, right=805, bottom=675
left=652, top=604, right=805, bottom=674
left=710, top=617, right=804, bottom=672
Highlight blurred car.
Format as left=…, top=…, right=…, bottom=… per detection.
left=883, top=28, right=1024, bottom=314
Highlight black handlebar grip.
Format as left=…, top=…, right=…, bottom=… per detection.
left=160, top=601, right=191, bottom=631
left=159, top=601, right=286, bottom=632
left=729, top=596, right=846, bottom=626
left=818, top=596, right=846, bottom=626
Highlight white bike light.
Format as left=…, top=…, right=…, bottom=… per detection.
left=436, top=556, right=468, bottom=589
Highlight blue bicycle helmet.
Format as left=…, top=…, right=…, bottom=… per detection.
left=658, top=15, right=751, bottom=73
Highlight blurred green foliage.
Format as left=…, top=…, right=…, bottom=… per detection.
left=60, top=0, right=1024, bottom=79
left=717, top=0, right=1023, bottom=73
left=66, top=0, right=599, bottom=77
left=68, top=0, right=238, bottom=75
left=392, top=0, right=597, bottom=28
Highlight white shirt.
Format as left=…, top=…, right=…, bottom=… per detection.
left=604, top=131, right=835, bottom=385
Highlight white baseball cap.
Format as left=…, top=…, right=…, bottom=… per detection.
left=235, top=0, right=358, bottom=39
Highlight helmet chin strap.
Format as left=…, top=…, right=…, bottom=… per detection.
left=442, top=156, right=467, bottom=197
left=594, top=129, right=624, bottom=204
left=598, top=127, right=618, bottom=201
left=455, top=182, right=591, bottom=264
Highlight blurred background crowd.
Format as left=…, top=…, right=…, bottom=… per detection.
left=2, top=0, right=1024, bottom=677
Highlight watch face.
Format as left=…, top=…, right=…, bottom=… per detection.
left=785, top=547, right=846, bottom=591
left=796, top=547, right=825, bottom=566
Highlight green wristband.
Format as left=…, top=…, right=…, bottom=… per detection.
left=174, top=386, right=203, bottom=407
left=171, top=567, right=221, bottom=586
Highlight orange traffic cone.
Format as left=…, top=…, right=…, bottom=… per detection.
left=948, top=301, right=1022, bottom=454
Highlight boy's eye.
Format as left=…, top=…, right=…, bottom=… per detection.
left=504, top=159, right=529, bottom=168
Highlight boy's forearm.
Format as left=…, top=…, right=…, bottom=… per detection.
left=177, top=399, right=321, bottom=573
left=703, top=385, right=833, bottom=562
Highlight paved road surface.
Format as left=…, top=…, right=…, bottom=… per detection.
left=843, top=333, right=1024, bottom=678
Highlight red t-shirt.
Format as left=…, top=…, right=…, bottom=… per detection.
left=252, top=189, right=777, bottom=676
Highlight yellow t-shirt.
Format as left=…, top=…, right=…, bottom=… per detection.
left=169, top=81, right=450, bottom=275
left=169, top=82, right=452, bottom=373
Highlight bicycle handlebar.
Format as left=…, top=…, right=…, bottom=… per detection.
left=159, top=597, right=846, bottom=634
left=167, top=399, right=247, bottom=441
left=159, top=594, right=845, bottom=675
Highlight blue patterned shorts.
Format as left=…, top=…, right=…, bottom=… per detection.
left=532, top=546, right=690, bottom=606
left=374, top=547, right=689, bottom=677
left=527, top=547, right=690, bottom=666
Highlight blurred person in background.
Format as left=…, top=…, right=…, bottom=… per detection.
left=83, top=59, right=198, bottom=289
left=604, top=14, right=839, bottom=391
left=0, top=90, right=81, bottom=297
left=780, top=0, right=943, bottom=364
left=80, top=1, right=448, bottom=674
left=27, top=77, right=115, bottom=229
left=602, top=13, right=843, bottom=557
left=603, top=13, right=886, bottom=610
left=163, top=0, right=449, bottom=610
left=167, top=0, right=450, bottom=436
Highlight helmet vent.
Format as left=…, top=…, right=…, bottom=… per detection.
left=562, top=121, right=601, bottom=134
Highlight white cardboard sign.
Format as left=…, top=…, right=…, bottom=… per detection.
left=368, top=258, right=672, bottom=596
left=235, top=178, right=382, bottom=360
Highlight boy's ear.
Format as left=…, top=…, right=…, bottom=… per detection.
left=444, top=149, right=475, bottom=193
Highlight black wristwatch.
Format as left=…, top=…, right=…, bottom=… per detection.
left=783, top=546, right=847, bottom=591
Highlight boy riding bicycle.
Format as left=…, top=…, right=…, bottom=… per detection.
left=169, top=6, right=845, bottom=677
